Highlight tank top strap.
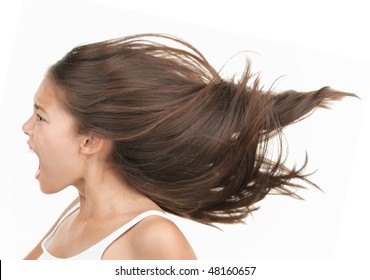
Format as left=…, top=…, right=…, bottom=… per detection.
left=88, top=210, right=170, bottom=259
left=40, top=204, right=170, bottom=260
left=41, top=202, right=80, bottom=252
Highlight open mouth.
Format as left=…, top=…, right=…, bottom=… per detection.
left=35, top=164, right=41, bottom=179
left=28, top=142, right=41, bottom=179
left=28, top=144, right=35, bottom=154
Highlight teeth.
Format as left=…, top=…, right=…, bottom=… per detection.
left=35, top=166, right=40, bottom=178
left=28, top=143, right=35, bottom=153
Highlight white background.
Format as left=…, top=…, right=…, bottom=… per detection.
left=0, top=0, right=369, bottom=277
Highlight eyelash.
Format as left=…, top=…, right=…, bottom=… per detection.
left=36, top=114, right=45, bottom=122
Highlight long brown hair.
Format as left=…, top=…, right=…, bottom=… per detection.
left=47, top=34, right=356, bottom=225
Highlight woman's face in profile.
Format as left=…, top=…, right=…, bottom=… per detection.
left=22, top=78, right=85, bottom=194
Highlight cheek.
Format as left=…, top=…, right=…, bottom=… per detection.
left=39, top=149, right=83, bottom=193
left=37, top=132, right=84, bottom=191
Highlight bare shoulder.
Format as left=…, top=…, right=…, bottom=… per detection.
left=104, top=214, right=197, bottom=260
left=132, top=215, right=197, bottom=259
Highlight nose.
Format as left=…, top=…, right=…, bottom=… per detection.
left=22, top=116, right=33, bottom=137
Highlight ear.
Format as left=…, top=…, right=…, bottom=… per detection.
left=79, top=134, right=106, bottom=155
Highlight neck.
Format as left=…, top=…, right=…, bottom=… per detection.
left=73, top=164, right=155, bottom=221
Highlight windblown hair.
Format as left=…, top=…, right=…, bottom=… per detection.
left=47, top=34, right=356, bottom=225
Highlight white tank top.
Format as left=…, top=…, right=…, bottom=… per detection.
left=38, top=203, right=169, bottom=260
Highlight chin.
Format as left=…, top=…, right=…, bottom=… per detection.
left=39, top=183, right=67, bottom=195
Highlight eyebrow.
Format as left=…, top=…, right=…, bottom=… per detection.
left=34, top=103, right=48, bottom=114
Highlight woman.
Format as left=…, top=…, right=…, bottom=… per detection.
left=22, top=33, right=355, bottom=260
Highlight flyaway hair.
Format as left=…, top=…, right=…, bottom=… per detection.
left=48, top=34, right=357, bottom=225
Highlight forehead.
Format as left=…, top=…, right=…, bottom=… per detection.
left=33, top=78, right=57, bottom=106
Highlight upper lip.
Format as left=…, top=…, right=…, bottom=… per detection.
left=27, top=141, right=37, bottom=154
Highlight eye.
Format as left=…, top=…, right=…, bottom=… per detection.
left=36, top=114, right=45, bottom=122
